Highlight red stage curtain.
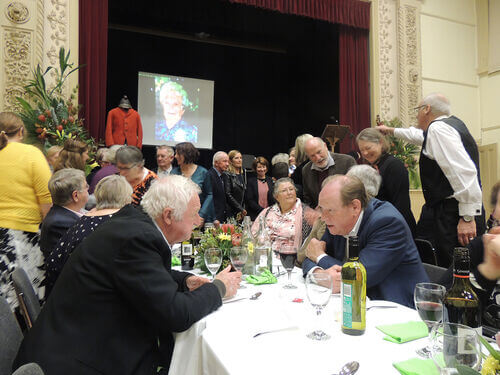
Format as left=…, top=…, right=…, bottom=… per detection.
left=339, top=25, right=370, bottom=154
left=228, top=0, right=370, bottom=29
left=79, top=0, right=108, bottom=142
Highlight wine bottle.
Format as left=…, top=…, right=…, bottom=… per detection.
left=443, top=247, right=481, bottom=334
left=341, top=236, right=366, bottom=336
left=254, top=216, right=272, bottom=275
left=241, top=216, right=255, bottom=275
left=181, top=238, right=194, bottom=270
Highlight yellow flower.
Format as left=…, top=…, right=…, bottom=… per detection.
left=217, top=233, right=231, bottom=242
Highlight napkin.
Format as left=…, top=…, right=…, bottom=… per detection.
left=376, top=321, right=428, bottom=343
left=393, top=358, right=439, bottom=375
left=171, top=255, right=181, bottom=267
left=245, top=269, right=277, bottom=285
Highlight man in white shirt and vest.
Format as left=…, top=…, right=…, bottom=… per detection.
left=377, top=92, right=485, bottom=267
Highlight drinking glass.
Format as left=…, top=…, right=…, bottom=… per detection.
left=204, top=247, right=222, bottom=280
left=414, top=282, right=447, bottom=357
left=230, top=246, right=247, bottom=289
left=429, top=322, right=481, bottom=374
left=279, top=246, right=297, bottom=289
left=305, top=272, right=333, bottom=340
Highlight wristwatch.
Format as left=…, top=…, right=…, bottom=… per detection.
left=461, top=215, right=474, bottom=222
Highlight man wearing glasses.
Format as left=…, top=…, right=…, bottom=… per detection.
left=377, top=92, right=485, bottom=267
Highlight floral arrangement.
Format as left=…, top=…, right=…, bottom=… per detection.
left=195, top=221, right=242, bottom=274
left=16, top=47, right=97, bottom=154
left=377, top=116, right=421, bottom=189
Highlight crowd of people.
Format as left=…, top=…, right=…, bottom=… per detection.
left=1, top=91, right=500, bottom=374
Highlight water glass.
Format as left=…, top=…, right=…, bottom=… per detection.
left=230, top=246, right=247, bottom=289
left=204, top=247, right=222, bottom=280
left=305, top=272, right=333, bottom=340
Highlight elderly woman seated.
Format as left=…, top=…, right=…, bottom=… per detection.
left=252, top=177, right=312, bottom=253
left=43, top=175, right=133, bottom=296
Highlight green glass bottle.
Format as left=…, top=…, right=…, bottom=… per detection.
left=341, top=236, right=366, bottom=336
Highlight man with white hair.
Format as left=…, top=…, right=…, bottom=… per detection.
left=377, top=92, right=485, bottom=267
left=209, top=151, right=230, bottom=222
left=15, top=175, right=241, bottom=374
left=156, top=145, right=174, bottom=177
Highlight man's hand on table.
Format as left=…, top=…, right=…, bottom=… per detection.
left=186, top=276, right=211, bottom=291
left=313, top=265, right=342, bottom=293
left=215, top=265, right=242, bottom=298
left=305, top=238, right=326, bottom=263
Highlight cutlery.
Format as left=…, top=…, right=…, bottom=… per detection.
left=366, top=305, right=397, bottom=311
left=253, top=326, right=296, bottom=338
left=332, top=361, right=359, bottom=375
left=224, top=292, right=262, bottom=304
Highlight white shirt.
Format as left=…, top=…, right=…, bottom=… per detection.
left=310, top=153, right=335, bottom=172
left=157, top=165, right=172, bottom=178
left=394, top=116, right=482, bottom=217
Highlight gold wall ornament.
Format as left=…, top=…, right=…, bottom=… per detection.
left=5, top=1, right=30, bottom=24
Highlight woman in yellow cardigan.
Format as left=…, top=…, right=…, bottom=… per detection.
left=0, top=112, right=52, bottom=309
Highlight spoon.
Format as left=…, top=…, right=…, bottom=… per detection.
left=332, top=361, right=359, bottom=375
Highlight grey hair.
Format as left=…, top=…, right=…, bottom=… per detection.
left=94, top=175, right=133, bottom=210
left=95, top=148, right=108, bottom=163
left=346, top=165, right=382, bottom=198
left=294, top=133, right=313, bottom=165
left=48, top=168, right=86, bottom=206
left=422, top=93, right=451, bottom=116
left=115, top=146, right=145, bottom=167
left=156, top=145, right=174, bottom=156
left=212, top=151, right=228, bottom=166
left=356, top=128, right=390, bottom=153
left=102, top=145, right=122, bottom=164
left=271, top=153, right=289, bottom=166
left=141, top=175, right=201, bottom=221
left=272, top=177, right=297, bottom=198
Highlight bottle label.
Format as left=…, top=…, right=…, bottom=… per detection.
left=342, top=283, right=353, bottom=328
left=182, top=244, right=193, bottom=255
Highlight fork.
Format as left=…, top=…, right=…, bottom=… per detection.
left=366, top=305, right=397, bottom=311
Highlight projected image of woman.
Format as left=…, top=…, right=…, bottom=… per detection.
left=155, top=81, right=198, bottom=143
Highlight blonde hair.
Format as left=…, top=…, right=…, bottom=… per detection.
left=294, top=134, right=313, bottom=165
left=53, top=139, right=88, bottom=172
left=0, top=112, right=24, bottom=150
left=46, top=145, right=63, bottom=159
left=94, top=175, right=132, bottom=210
left=227, top=149, right=242, bottom=174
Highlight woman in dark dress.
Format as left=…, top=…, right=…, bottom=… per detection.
left=43, top=175, right=133, bottom=296
left=356, top=128, right=417, bottom=235
left=224, top=149, right=247, bottom=220
left=245, top=156, right=274, bottom=220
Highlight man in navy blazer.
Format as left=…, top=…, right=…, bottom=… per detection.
left=40, top=168, right=89, bottom=259
left=209, top=151, right=231, bottom=223
left=302, top=175, right=428, bottom=308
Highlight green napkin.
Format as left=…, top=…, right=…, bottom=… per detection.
left=245, top=269, right=277, bottom=285
left=376, top=321, right=428, bottom=343
left=393, top=358, right=439, bottom=375
left=171, top=255, right=181, bottom=267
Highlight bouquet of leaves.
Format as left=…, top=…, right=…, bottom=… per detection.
left=16, top=47, right=97, bottom=153
left=195, top=220, right=242, bottom=274
left=379, top=117, right=421, bottom=189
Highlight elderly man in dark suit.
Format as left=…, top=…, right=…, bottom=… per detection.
left=301, top=137, right=356, bottom=208
left=39, top=168, right=89, bottom=259
left=14, top=175, right=241, bottom=375
left=302, top=175, right=428, bottom=308
left=209, top=151, right=231, bottom=223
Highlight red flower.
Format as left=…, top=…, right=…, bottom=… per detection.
left=35, top=128, right=43, bottom=134
left=45, top=110, right=52, bottom=117
left=68, top=116, right=74, bottom=123
left=57, top=125, right=63, bottom=131
left=37, top=114, right=46, bottom=122
left=221, top=223, right=235, bottom=234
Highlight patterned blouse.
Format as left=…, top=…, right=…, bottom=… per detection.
left=132, top=169, right=158, bottom=206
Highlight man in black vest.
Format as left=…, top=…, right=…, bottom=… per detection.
left=377, top=93, right=485, bottom=267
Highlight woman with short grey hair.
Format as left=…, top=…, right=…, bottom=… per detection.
left=44, top=175, right=133, bottom=296
left=356, top=127, right=416, bottom=235
left=346, top=165, right=382, bottom=199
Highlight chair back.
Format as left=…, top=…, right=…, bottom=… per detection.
left=0, top=295, right=23, bottom=375
left=11, top=268, right=41, bottom=329
left=12, top=363, right=45, bottom=375
left=423, top=263, right=447, bottom=284
left=415, top=238, right=438, bottom=266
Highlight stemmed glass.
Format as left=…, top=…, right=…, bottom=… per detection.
left=230, top=246, right=248, bottom=289
left=429, top=322, right=481, bottom=373
left=414, top=282, right=447, bottom=357
left=279, top=246, right=297, bottom=289
left=204, top=247, right=222, bottom=280
left=305, top=272, right=333, bottom=340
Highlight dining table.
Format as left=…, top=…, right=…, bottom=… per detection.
left=168, top=268, right=429, bottom=375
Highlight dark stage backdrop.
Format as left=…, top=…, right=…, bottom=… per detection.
left=107, top=0, right=339, bottom=170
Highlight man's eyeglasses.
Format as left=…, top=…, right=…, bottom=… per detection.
left=413, top=105, right=427, bottom=114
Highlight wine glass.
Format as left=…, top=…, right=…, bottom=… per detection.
left=204, top=247, right=222, bottom=280
left=230, top=246, right=247, bottom=289
left=305, top=272, right=333, bottom=340
left=414, top=282, right=447, bottom=357
left=429, top=322, right=481, bottom=373
left=279, top=246, right=297, bottom=289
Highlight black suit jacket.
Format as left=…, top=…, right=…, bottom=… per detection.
left=15, top=205, right=222, bottom=375
left=39, top=205, right=80, bottom=259
left=245, top=176, right=274, bottom=221
left=208, top=167, right=229, bottom=222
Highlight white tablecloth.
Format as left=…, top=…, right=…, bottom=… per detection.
left=169, top=270, right=425, bottom=375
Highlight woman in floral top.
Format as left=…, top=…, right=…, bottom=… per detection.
left=252, top=177, right=312, bottom=252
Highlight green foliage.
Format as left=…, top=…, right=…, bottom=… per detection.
left=382, top=117, right=421, bottom=189
left=15, top=47, right=97, bottom=154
